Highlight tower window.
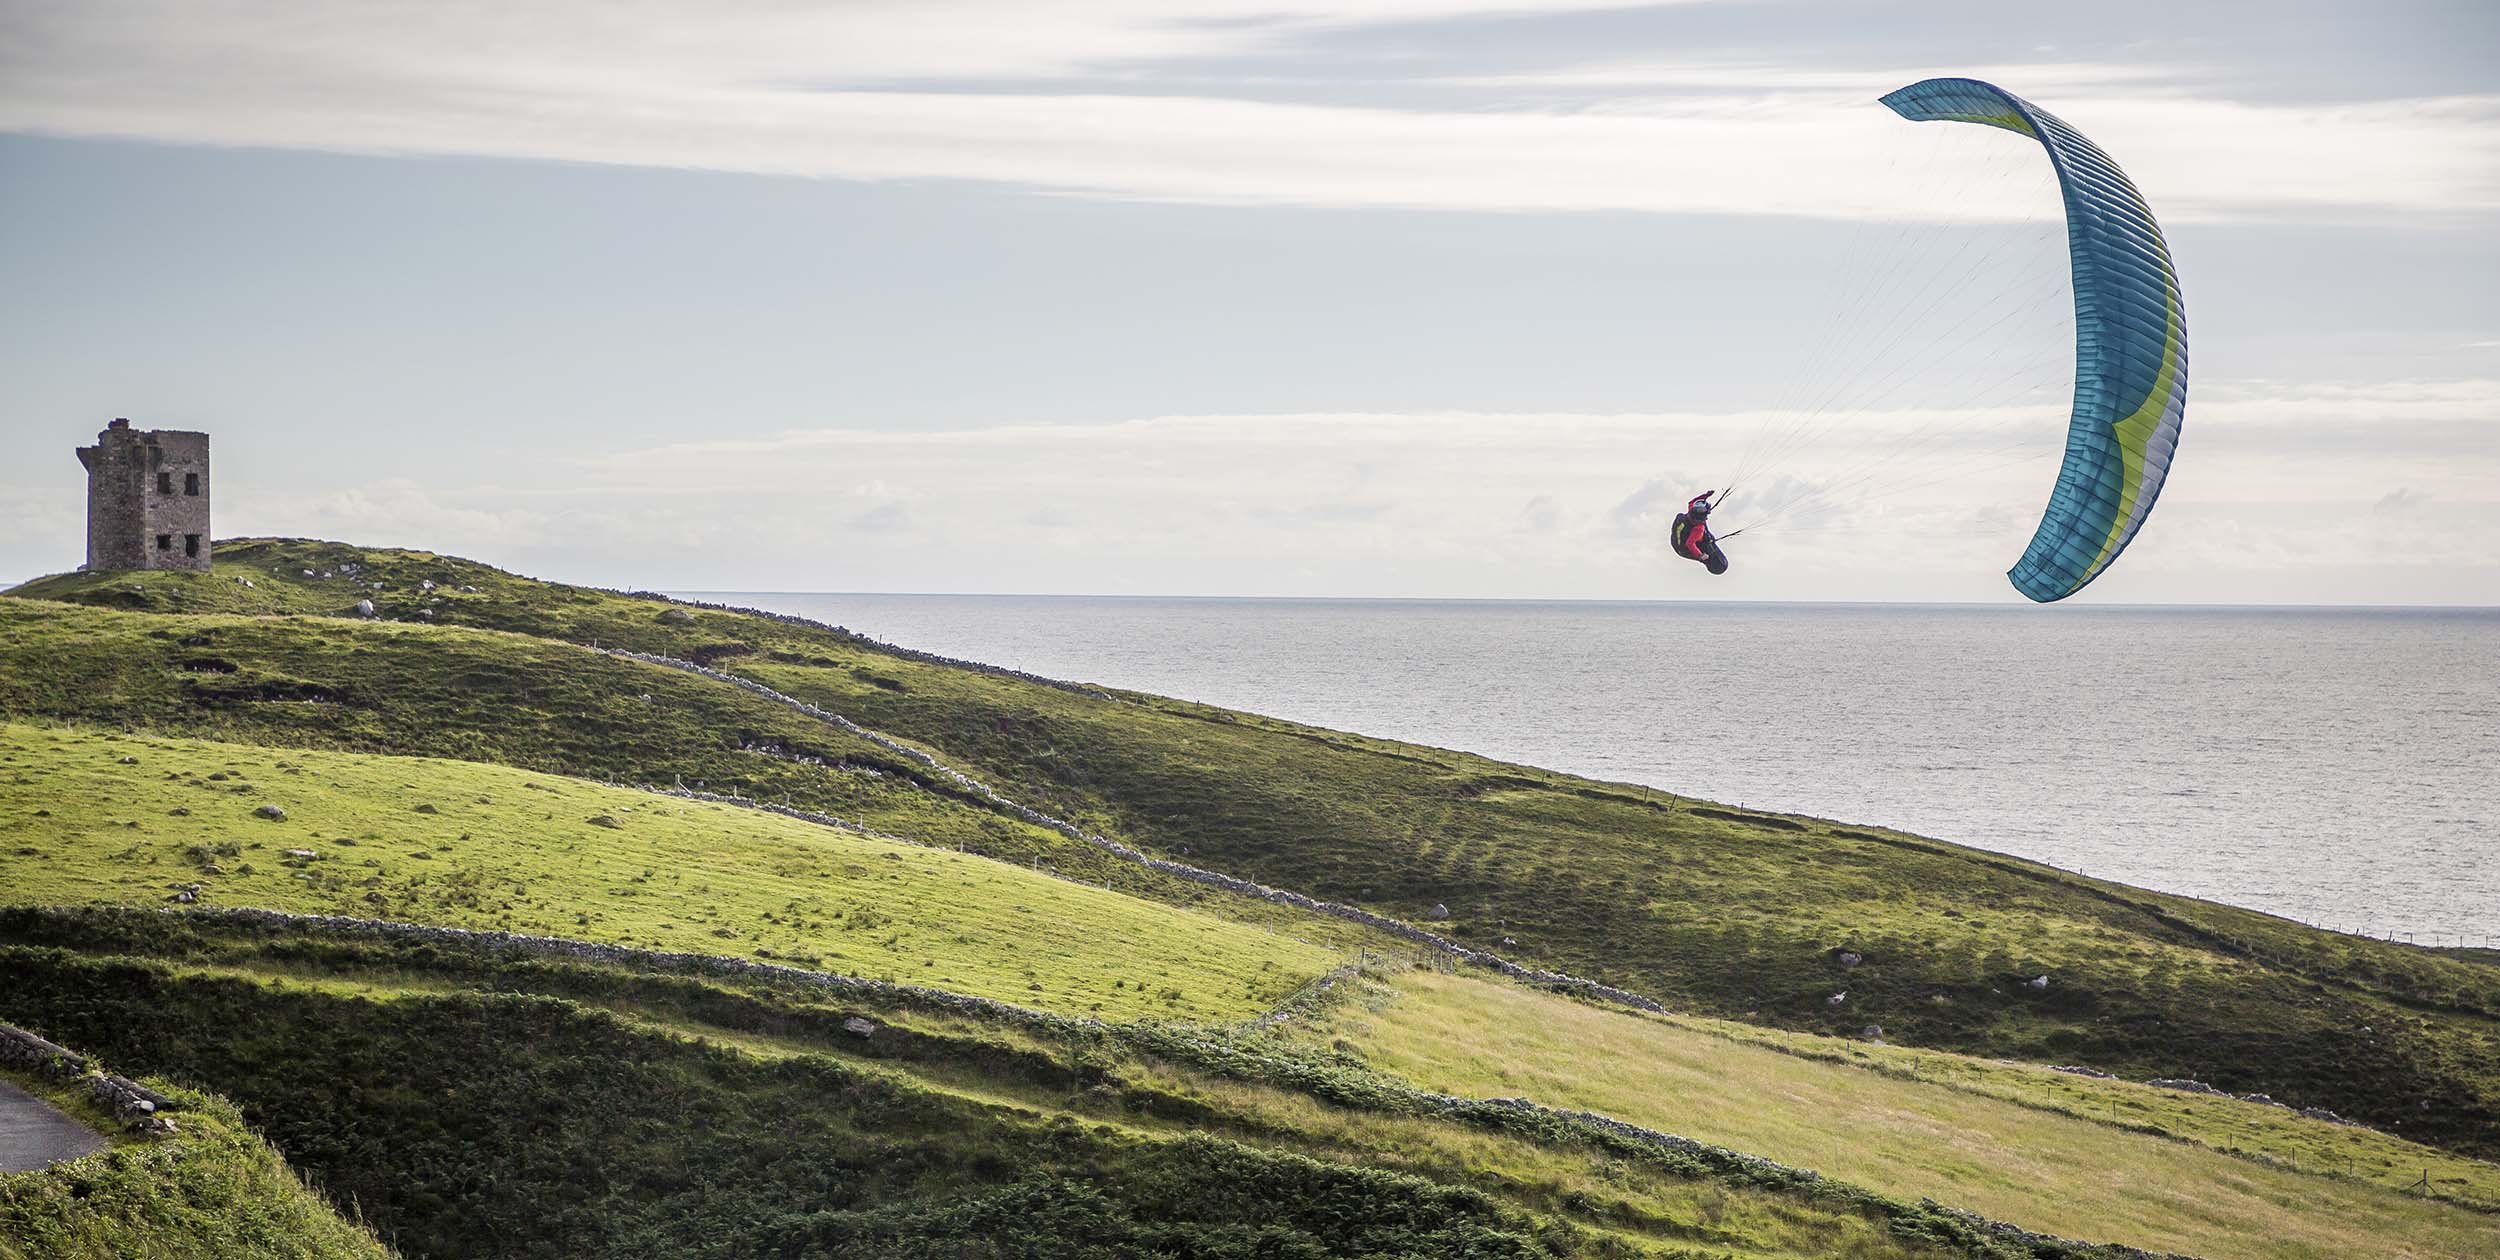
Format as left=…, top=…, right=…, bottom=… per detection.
left=156, top=534, right=172, bottom=551
left=184, top=534, right=201, bottom=558
left=158, top=472, right=174, bottom=495
left=185, top=472, right=200, bottom=496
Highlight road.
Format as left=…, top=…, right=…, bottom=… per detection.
left=0, top=1078, right=106, bottom=1172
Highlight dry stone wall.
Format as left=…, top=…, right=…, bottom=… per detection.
left=0, top=1022, right=178, bottom=1134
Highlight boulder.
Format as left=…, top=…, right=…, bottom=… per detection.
left=354, top=599, right=376, bottom=617
left=843, top=1016, right=877, bottom=1038
left=2027, top=975, right=2051, bottom=989
left=1837, top=951, right=1863, bottom=967
left=1861, top=1024, right=1883, bottom=1039
left=253, top=804, right=287, bottom=821
left=586, top=815, right=623, bottom=829
left=1426, top=903, right=1449, bottom=921
left=657, top=608, right=696, bottom=625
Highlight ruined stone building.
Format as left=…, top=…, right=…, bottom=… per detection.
left=76, top=419, right=211, bottom=572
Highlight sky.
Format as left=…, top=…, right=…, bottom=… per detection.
left=2, top=0, right=2495, bottom=603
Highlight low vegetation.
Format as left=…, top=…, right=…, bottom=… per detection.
left=1295, top=966, right=2498, bottom=1260
left=0, top=913, right=2046, bottom=1260
left=3, top=537, right=2497, bottom=1259
left=0, top=593, right=1392, bottom=952
left=17, top=538, right=2491, bottom=1156
left=0, top=1059, right=392, bottom=1260
left=0, top=722, right=1336, bottom=1022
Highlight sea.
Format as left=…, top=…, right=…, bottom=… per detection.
left=686, top=595, right=2499, bottom=945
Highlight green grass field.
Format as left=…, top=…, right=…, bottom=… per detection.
left=19, top=536, right=2486, bottom=1159
left=0, top=590, right=1401, bottom=955
left=0, top=722, right=1337, bottom=1023
left=1294, top=967, right=2499, bottom=1260
left=1679, top=1006, right=2500, bottom=1211
left=0, top=916, right=2020, bottom=1260
left=6, top=537, right=2500, bottom=1259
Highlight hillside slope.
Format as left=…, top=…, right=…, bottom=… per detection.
left=3, top=909, right=2083, bottom=1260
left=1293, top=966, right=2498, bottom=1259
left=0, top=1043, right=392, bottom=1260
left=11, top=539, right=2498, bottom=1157
left=0, top=723, right=1336, bottom=1022
left=8, top=544, right=2500, bottom=1256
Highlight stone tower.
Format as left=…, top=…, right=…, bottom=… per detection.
left=76, top=419, right=212, bottom=572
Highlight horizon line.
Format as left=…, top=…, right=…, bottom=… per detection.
left=662, top=589, right=2500, bottom=612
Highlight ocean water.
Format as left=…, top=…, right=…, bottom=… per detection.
left=690, top=595, right=2500, bottom=943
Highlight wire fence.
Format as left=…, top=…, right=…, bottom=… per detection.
left=2325, top=929, right=2500, bottom=950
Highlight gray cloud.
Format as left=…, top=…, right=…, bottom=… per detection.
left=2375, top=487, right=2431, bottom=515
left=4, top=3, right=2492, bottom=221
left=851, top=501, right=912, bottom=533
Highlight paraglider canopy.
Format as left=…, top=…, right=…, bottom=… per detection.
left=1879, top=78, right=2188, bottom=603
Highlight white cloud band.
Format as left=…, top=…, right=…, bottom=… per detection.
left=4, top=2, right=2494, bottom=221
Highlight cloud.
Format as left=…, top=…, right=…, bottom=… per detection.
left=2375, top=487, right=2430, bottom=515
left=1520, top=493, right=1560, bottom=533
left=13, top=374, right=2490, bottom=599
left=1435, top=59, right=2185, bottom=94
left=525, top=375, right=2499, bottom=597
left=260, top=479, right=553, bottom=546
left=850, top=501, right=912, bottom=533
left=3, top=3, right=2493, bottom=221
left=1607, top=479, right=1676, bottom=533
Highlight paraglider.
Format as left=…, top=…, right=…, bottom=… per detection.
left=1702, top=78, right=2187, bottom=602
left=1670, top=490, right=1729, bottom=575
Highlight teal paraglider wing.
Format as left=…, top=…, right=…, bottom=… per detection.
left=1880, top=78, right=2187, bottom=603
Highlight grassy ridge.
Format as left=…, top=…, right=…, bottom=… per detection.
left=0, top=920, right=2023, bottom=1260
left=1295, top=968, right=2498, bottom=1260
left=0, top=723, right=1336, bottom=1022
left=0, top=597, right=1392, bottom=952
left=0, top=1063, right=392, bottom=1260
left=28, top=726, right=2463, bottom=1255
left=9, top=539, right=2500, bottom=1158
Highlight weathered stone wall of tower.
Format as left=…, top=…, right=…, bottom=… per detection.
left=76, top=421, right=212, bottom=572
left=77, top=427, right=149, bottom=572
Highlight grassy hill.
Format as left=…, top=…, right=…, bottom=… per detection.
left=1294, top=966, right=2498, bottom=1259
left=4, top=538, right=2498, bottom=1259
left=0, top=1052, right=393, bottom=1260
left=1, top=909, right=2053, bottom=1260
left=0, top=723, right=1336, bottom=1022
left=11, top=539, right=2499, bottom=1157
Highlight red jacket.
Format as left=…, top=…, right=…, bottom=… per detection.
left=1680, top=494, right=1715, bottom=554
